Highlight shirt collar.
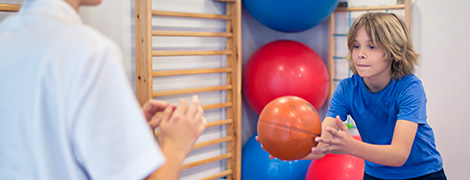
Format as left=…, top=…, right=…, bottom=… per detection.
left=19, top=0, right=82, bottom=24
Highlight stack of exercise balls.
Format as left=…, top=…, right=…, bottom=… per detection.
left=242, top=0, right=339, bottom=179
left=241, top=40, right=329, bottom=178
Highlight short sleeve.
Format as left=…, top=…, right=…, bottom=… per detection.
left=326, top=81, right=349, bottom=121
left=397, top=81, right=427, bottom=124
left=68, top=41, right=165, bottom=180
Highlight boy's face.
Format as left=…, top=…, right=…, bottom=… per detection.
left=351, top=26, right=392, bottom=81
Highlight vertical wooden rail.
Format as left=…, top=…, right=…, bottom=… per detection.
left=327, top=13, right=336, bottom=105
left=233, top=0, right=242, bottom=178
left=135, top=0, right=153, bottom=106
left=136, top=0, right=242, bottom=178
left=225, top=1, right=242, bottom=179
left=404, top=0, right=411, bottom=31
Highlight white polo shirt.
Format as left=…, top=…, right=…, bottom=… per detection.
left=0, top=0, right=165, bottom=179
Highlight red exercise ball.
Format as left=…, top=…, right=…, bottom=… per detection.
left=243, top=40, right=329, bottom=115
left=305, top=135, right=365, bottom=180
left=257, top=96, right=321, bottom=160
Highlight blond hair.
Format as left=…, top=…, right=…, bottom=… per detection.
left=347, top=12, right=418, bottom=79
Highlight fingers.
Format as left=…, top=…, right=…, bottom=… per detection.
left=142, top=100, right=171, bottom=120
left=172, top=98, right=189, bottom=120
left=335, top=115, right=349, bottom=131
left=186, top=95, right=200, bottom=119
left=324, top=127, right=340, bottom=137
left=187, top=96, right=205, bottom=134
left=148, top=112, right=163, bottom=129
left=312, top=137, right=336, bottom=154
left=198, top=117, right=207, bottom=132
left=269, top=155, right=275, bottom=160
left=315, top=136, right=333, bottom=144
left=193, top=104, right=204, bottom=126
left=161, top=104, right=174, bottom=124
left=311, top=146, right=329, bottom=154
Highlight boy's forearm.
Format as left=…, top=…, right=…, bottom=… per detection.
left=349, top=141, right=409, bottom=167
left=317, top=116, right=338, bottom=147
left=300, top=117, right=338, bottom=160
left=348, top=120, right=417, bottom=167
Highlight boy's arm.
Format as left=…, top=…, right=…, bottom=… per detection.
left=314, top=117, right=417, bottom=167
left=347, top=119, right=417, bottom=166
left=300, top=116, right=338, bottom=160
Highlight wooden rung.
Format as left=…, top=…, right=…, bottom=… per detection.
left=153, top=50, right=232, bottom=56
left=335, top=4, right=405, bottom=12
left=181, top=153, right=232, bottom=170
left=207, top=119, right=232, bottom=128
left=154, top=119, right=232, bottom=137
left=153, top=85, right=232, bottom=97
left=152, top=10, right=231, bottom=20
left=0, top=4, right=21, bottom=12
left=202, top=102, right=232, bottom=110
left=152, top=30, right=232, bottom=37
left=199, top=170, right=232, bottom=180
left=153, top=68, right=232, bottom=77
left=193, top=136, right=232, bottom=149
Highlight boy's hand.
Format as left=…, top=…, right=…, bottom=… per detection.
left=312, top=115, right=354, bottom=155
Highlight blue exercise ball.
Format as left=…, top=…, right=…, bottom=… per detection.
left=243, top=0, right=339, bottom=32
left=242, top=133, right=312, bottom=180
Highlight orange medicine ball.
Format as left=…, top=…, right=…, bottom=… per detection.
left=257, top=96, right=322, bottom=160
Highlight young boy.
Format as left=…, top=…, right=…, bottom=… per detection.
left=307, top=12, right=446, bottom=179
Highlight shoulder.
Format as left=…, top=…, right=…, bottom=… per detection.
left=395, top=74, right=426, bottom=102
left=332, top=75, right=362, bottom=100
left=398, top=74, right=422, bottom=84
left=49, top=23, right=120, bottom=58
left=338, top=74, right=362, bottom=89
left=396, top=74, right=424, bottom=93
left=46, top=24, right=124, bottom=85
left=51, top=24, right=123, bottom=68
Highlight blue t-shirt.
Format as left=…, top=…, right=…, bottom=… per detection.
left=326, top=74, right=443, bottom=179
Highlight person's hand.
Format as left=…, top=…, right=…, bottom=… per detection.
left=142, top=99, right=175, bottom=129
left=255, top=136, right=276, bottom=160
left=157, top=95, right=207, bottom=158
left=256, top=135, right=324, bottom=160
left=312, top=115, right=354, bottom=155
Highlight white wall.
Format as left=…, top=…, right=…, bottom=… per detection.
left=78, top=0, right=470, bottom=179
left=413, top=0, right=470, bottom=179
left=79, top=1, right=134, bottom=86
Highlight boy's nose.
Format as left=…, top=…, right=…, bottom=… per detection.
left=358, top=49, right=367, bottom=59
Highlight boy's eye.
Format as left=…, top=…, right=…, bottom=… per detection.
left=353, top=45, right=360, bottom=49
left=369, top=45, right=376, bottom=49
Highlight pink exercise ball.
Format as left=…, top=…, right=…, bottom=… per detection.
left=305, top=135, right=365, bottom=180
